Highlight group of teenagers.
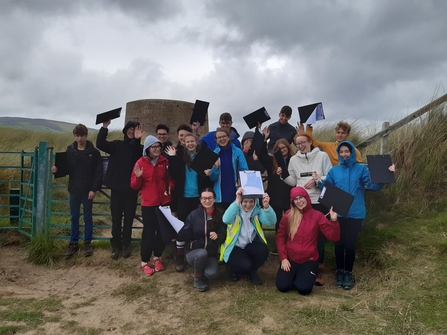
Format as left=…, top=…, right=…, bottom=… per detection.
left=56, top=105, right=394, bottom=295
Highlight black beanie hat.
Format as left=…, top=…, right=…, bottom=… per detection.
left=122, top=121, right=140, bottom=134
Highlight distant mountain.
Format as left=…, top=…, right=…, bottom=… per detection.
left=0, top=117, right=96, bottom=133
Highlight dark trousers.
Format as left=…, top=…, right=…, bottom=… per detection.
left=335, top=218, right=362, bottom=272
left=312, top=203, right=328, bottom=265
left=227, top=242, right=269, bottom=275
left=177, top=197, right=200, bottom=222
left=271, top=205, right=287, bottom=233
left=276, top=260, right=319, bottom=295
left=110, top=189, right=138, bottom=249
left=141, top=206, right=166, bottom=262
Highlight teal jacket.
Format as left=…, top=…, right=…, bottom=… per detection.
left=209, top=144, right=248, bottom=203
left=220, top=199, right=276, bottom=262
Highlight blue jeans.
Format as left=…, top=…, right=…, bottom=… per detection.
left=69, top=193, right=93, bottom=243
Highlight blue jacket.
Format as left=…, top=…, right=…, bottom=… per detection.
left=323, top=141, right=383, bottom=219
left=209, top=144, right=248, bottom=203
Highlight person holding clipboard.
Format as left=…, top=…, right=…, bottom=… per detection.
left=314, top=141, right=395, bottom=290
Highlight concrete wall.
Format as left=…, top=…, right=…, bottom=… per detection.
left=125, top=99, right=209, bottom=141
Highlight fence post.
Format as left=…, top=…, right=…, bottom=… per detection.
left=35, top=141, right=50, bottom=235
left=380, top=122, right=390, bottom=154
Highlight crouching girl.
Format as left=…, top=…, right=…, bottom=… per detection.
left=220, top=188, right=276, bottom=285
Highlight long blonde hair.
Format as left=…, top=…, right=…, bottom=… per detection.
left=287, top=205, right=303, bottom=240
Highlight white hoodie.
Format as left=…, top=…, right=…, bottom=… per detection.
left=283, top=147, right=332, bottom=204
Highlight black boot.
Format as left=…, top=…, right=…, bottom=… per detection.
left=175, top=253, right=185, bottom=272
left=249, top=271, right=263, bottom=285
left=194, top=276, right=208, bottom=292
left=225, top=264, right=239, bottom=282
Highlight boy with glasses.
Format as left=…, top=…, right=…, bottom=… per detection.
left=200, top=113, right=241, bottom=150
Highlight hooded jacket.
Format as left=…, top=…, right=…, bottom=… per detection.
left=130, top=136, right=174, bottom=207
left=65, top=140, right=103, bottom=195
left=220, top=198, right=276, bottom=262
left=276, top=187, right=340, bottom=264
left=283, top=147, right=332, bottom=204
left=96, top=127, right=142, bottom=192
left=323, top=141, right=384, bottom=219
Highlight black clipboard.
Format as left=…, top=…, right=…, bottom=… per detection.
left=366, top=155, right=395, bottom=184
left=319, top=182, right=354, bottom=217
left=243, top=107, right=271, bottom=129
left=189, top=148, right=219, bottom=176
left=190, top=100, right=209, bottom=126
left=54, top=152, right=68, bottom=178
left=274, top=150, right=289, bottom=179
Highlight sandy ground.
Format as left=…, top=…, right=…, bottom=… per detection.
left=0, top=237, right=337, bottom=335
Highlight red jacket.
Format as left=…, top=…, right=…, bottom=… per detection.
left=130, top=155, right=174, bottom=207
left=276, top=186, right=340, bottom=264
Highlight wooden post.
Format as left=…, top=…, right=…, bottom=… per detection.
left=357, top=93, right=447, bottom=150
left=380, top=122, right=390, bottom=154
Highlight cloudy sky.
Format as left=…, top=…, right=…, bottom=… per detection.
left=1, top=0, right=446, bottom=133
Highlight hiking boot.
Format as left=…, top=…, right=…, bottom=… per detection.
left=142, top=263, right=154, bottom=276
left=343, top=271, right=355, bottom=290
left=175, top=255, right=185, bottom=272
left=315, top=266, right=325, bottom=286
left=193, top=276, right=208, bottom=292
left=226, top=264, right=239, bottom=282
left=249, top=271, right=263, bottom=285
left=153, top=258, right=164, bottom=272
left=336, top=269, right=345, bottom=288
left=65, top=243, right=79, bottom=258
left=84, top=241, right=94, bottom=257
left=122, top=245, right=132, bottom=258
left=111, top=248, right=121, bottom=260
left=270, top=247, right=278, bottom=256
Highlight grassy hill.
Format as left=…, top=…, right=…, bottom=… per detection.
left=0, top=116, right=94, bottom=133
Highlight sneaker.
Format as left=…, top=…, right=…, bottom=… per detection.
left=343, top=271, right=355, bottom=290
left=153, top=258, right=164, bottom=272
left=270, top=247, right=278, bottom=256
left=315, top=266, right=325, bottom=286
left=64, top=243, right=79, bottom=259
left=111, top=248, right=121, bottom=260
left=175, top=255, right=185, bottom=272
left=84, top=241, right=94, bottom=257
left=142, top=263, right=154, bottom=276
left=336, top=269, right=345, bottom=288
left=226, top=264, right=239, bottom=282
left=122, top=245, right=132, bottom=258
left=249, top=271, right=263, bottom=286
left=193, top=276, right=208, bottom=292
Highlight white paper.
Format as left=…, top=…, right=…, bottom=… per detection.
left=158, top=206, right=184, bottom=233
left=239, top=170, right=264, bottom=197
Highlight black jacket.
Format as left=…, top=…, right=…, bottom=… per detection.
left=258, top=142, right=292, bottom=210
left=66, top=140, right=103, bottom=194
left=96, top=127, right=142, bottom=192
left=177, top=206, right=226, bottom=257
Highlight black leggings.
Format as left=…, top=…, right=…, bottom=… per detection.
left=335, top=218, right=362, bottom=272
left=276, top=260, right=319, bottom=295
left=141, top=206, right=166, bottom=262
left=227, top=242, right=269, bottom=275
